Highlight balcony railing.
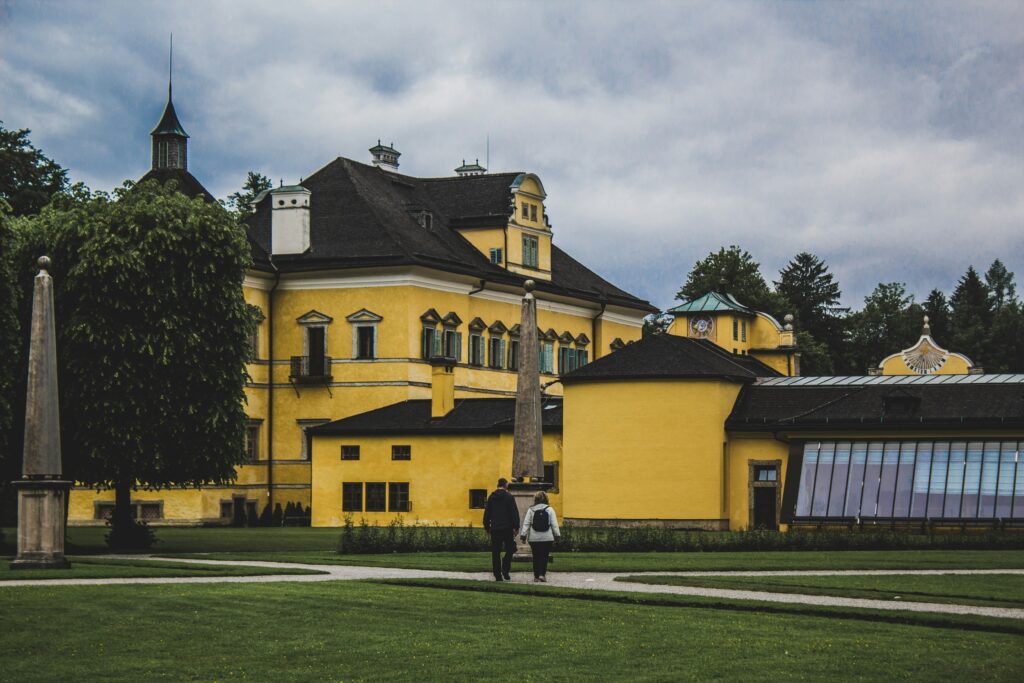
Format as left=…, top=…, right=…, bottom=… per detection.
left=290, top=355, right=333, bottom=384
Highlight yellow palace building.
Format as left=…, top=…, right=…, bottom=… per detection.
left=69, top=82, right=1024, bottom=530
left=67, top=87, right=654, bottom=526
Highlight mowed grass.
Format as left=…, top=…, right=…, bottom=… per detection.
left=163, top=548, right=1024, bottom=573
left=1, top=581, right=1022, bottom=682
left=0, top=556, right=324, bottom=581
left=617, top=573, right=1024, bottom=609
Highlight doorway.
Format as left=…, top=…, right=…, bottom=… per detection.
left=748, top=460, right=781, bottom=530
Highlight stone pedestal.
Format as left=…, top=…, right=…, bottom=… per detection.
left=509, top=481, right=552, bottom=561
left=10, top=479, right=71, bottom=570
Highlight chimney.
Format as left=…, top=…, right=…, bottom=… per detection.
left=431, top=359, right=455, bottom=418
left=270, top=183, right=311, bottom=255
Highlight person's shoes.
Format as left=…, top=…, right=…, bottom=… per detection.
left=502, top=574, right=512, bottom=581
left=494, top=576, right=503, bottom=581
left=537, top=576, right=547, bottom=583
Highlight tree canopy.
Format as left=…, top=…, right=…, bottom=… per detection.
left=10, top=180, right=256, bottom=543
left=0, top=123, right=69, bottom=216
left=676, top=245, right=786, bottom=318
left=226, top=171, right=272, bottom=217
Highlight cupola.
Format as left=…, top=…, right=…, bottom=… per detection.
left=454, top=159, right=487, bottom=176
left=150, top=47, right=189, bottom=171
left=369, top=140, right=401, bottom=172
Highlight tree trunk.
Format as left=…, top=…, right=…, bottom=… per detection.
left=112, top=480, right=133, bottom=545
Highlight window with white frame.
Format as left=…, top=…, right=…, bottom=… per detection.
left=522, top=235, right=539, bottom=268
left=244, top=420, right=262, bottom=463
left=346, top=309, right=382, bottom=360
left=469, top=334, right=485, bottom=366
left=489, top=336, right=506, bottom=369
left=489, top=247, right=503, bottom=265
left=540, top=341, right=554, bottom=373
left=298, top=419, right=330, bottom=460
left=508, top=338, right=520, bottom=371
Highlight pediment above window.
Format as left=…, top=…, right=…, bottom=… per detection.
left=574, top=333, right=590, bottom=346
left=509, top=324, right=522, bottom=337
left=346, top=308, right=383, bottom=323
left=610, top=337, right=626, bottom=350
left=558, top=331, right=575, bottom=344
left=297, top=310, right=333, bottom=325
left=420, top=308, right=442, bottom=324
left=488, top=320, right=508, bottom=335
left=541, top=328, right=558, bottom=341
left=442, top=312, right=463, bottom=327
left=468, top=317, right=487, bottom=332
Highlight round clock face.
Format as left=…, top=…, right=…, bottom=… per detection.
left=690, top=315, right=714, bottom=338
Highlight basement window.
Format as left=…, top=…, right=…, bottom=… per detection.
left=469, top=489, right=487, bottom=509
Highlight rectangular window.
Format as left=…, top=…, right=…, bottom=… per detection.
left=307, top=326, right=327, bottom=376
left=489, top=337, right=505, bottom=369
left=576, top=349, right=589, bottom=367
left=341, top=445, right=360, bottom=461
left=422, top=326, right=436, bottom=359
left=220, top=501, right=233, bottom=519
left=365, top=483, right=386, bottom=512
left=139, top=502, right=163, bottom=520
left=522, top=235, right=539, bottom=268
left=741, top=320, right=747, bottom=342
left=244, top=423, right=260, bottom=463
left=540, top=342, right=554, bottom=373
left=392, top=445, right=411, bottom=461
left=558, top=346, right=577, bottom=374
left=543, top=462, right=559, bottom=488
left=342, top=482, right=363, bottom=512
left=489, top=248, right=503, bottom=265
left=299, top=419, right=330, bottom=460
left=530, top=204, right=537, bottom=221
left=354, top=325, right=376, bottom=360
left=469, top=489, right=487, bottom=509
left=755, top=466, right=777, bottom=482
left=158, top=141, right=168, bottom=167
left=732, top=317, right=738, bottom=341
left=388, top=482, right=410, bottom=512
left=508, top=339, right=520, bottom=371
left=469, top=334, right=484, bottom=366
left=521, top=202, right=529, bottom=219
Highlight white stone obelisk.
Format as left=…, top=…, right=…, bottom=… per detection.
left=11, top=256, right=71, bottom=569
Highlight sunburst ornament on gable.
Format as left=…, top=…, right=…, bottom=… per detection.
left=901, top=316, right=948, bottom=374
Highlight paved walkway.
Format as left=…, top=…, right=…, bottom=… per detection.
left=3, top=556, right=1023, bottom=621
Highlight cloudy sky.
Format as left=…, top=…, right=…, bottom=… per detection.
left=2, top=1, right=1021, bottom=310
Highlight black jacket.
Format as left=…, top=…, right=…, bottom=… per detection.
left=483, top=489, right=520, bottom=532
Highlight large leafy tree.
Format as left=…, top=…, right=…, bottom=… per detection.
left=676, top=245, right=787, bottom=318
left=775, top=253, right=848, bottom=375
left=845, top=282, right=923, bottom=374
left=12, top=180, right=255, bottom=546
left=0, top=122, right=69, bottom=216
left=226, top=171, right=272, bottom=217
left=0, top=205, right=21, bottom=518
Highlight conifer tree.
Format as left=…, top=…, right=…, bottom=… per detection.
left=226, top=171, right=272, bottom=217
left=0, top=205, right=20, bottom=515
left=775, top=252, right=848, bottom=375
left=845, top=283, right=922, bottom=373
left=923, top=289, right=951, bottom=340
left=949, top=267, right=992, bottom=366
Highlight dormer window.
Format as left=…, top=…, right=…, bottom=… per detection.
left=530, top=204, right=537, bottom=221
left=522, top=203, right=529, bottom=219
left=522, top=235, right=539, bottom=269
left=418, top=211, right=433, bottom=229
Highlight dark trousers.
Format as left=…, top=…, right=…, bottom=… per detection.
left=529, top=541, right=553, bottom=578
left=490, top=528, right=516, bottom=578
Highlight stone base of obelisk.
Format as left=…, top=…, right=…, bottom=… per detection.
left=10, top=479, right=71, bottom=570
left=509, top=480, right=553, bottom=561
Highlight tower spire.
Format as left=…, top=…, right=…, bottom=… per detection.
left=151, top=34, right=189, bottom=171
left=169, top=33, right=173, bottom=101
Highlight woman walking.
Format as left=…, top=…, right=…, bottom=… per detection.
left=520, top=491, right=560, bottom=582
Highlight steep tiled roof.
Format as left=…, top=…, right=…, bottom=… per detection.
left=246, top=158, right=654, bottom=313
left=668, top=291, right=756, bottom=316
left=727, top=382, right=1024, bottom=431
left=137, top=168, right=215, bottom=202
left=150, top=99, right=189, bottom=138
left=560, top=333, right=780, bottom=384
left=309, top=397, right=563, bottom=436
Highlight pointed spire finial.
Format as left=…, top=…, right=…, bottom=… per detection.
left=168, top=33, right=173, bottom=101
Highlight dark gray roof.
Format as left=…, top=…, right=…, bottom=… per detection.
left=151, top=98, right=189, bottom=138
left=137, top=168, right=215, bottom=202
left=561, top=333, right=781, bottom=384
left=246, top=158, right=654, bottom=313
left=727, top=382, right=1024, bottom=431
left=309, top=397, right=563, bottom=436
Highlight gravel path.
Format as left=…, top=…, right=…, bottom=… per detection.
left=3, top=556, right=1022, bottom=621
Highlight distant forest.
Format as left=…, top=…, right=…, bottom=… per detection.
left=661, top=246, right=1023, bottom=375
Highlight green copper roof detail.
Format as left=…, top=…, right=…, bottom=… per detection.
left=150, top=98, right=189, bottom=138
left=668, top=291, right=756, bottom=316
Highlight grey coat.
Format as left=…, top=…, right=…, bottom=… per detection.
left=521, top=503, right=560, bottom=543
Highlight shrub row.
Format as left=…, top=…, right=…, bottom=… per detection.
left=337, top=517, right=1024, bottom=555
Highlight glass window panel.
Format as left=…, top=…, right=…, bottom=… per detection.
left=1013, top=442, right=1024, bottom=519
left=927, top=442, right=950, bottom=517
left=827, top=443, right=851, bottom=516
left=862, top=443, right=885, bottom=517
left=995, top=443, right=1016, bottom=519
left=944, top=442, right=966, bottom=517
left=844, top=443, right=868, bottom=517
left=893, top=442, right=916, bottom=517
left=811, top=442, right=835, bottom=516
left=796, top=443, right=819, bottom=517
left=876, top=442, right=900, bottom=517
left=910, top=442, right=932, bottom=517
left=978, top=443, right=1000, bottom=518
left=961, top=442, right=983, bottom=518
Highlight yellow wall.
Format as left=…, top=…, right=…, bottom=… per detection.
left=310, top=431, right=563, bottom=527
left=725, top=435, right=790, bottom=531
left=561, top=379, right=741, bottom=525
left=668, top=310, right=797, bottom=376
left=879, top=352, right=972, bottom=375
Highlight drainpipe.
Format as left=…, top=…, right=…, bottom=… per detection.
left=591, top=302, right=606, bottom=359
left=469, top=279, right=486, bottom=296
left=266, top=257, right=281, bottom=515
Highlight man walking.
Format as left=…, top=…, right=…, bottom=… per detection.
left=483, top=478, right=520, bottom=581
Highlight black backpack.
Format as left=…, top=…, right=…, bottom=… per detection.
left=532, top=506, right=551, bottom=532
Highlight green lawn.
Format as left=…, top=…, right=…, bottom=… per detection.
left=0, top=526, right=340, bottom=555
left=1, top=581, right=1022, bottom=681
left=161, top=548, right=1024, bottom=573
left=616, top=573, right=1024, bottom=609
left=0, top=556, right=324, bottom=581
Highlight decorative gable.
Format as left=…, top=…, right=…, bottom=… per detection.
left=574, top=333, right=590, bottom=346
left=346, top=309, right=383, bottom=323
left=468, top=317, right=487, bottom=332
left=420, top=308, right=442, bottom=324
left=558, top=331, right=575, bottom=344
left=297, top=310, right=333, bottom=325
left=442, top=312, right=463, bottom=327
left=509, top=324, right=522, bottom=337
left=488, top=320, right=508, bottom=335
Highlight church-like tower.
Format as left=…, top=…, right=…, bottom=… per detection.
left=150, top=80, right=189, bottom=171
